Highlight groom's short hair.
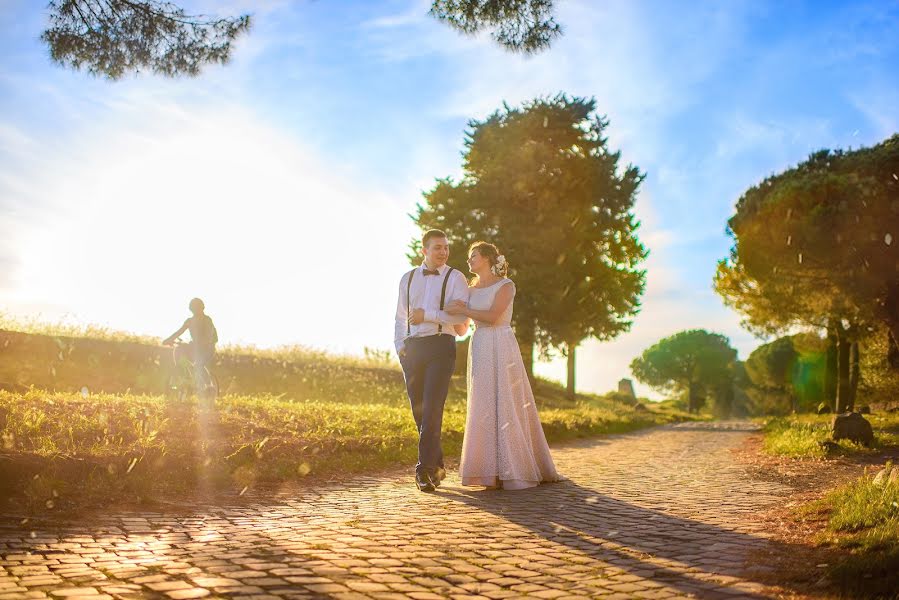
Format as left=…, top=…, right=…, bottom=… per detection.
left=422, top=229, right=448, bottom=248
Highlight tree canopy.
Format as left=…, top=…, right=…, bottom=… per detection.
left=743, top=333, right=829, bottom=414
left=714, top=134, right=899, bottom=411
left=412, top=94, right=647, bottom=394
left=745, top=336, right=797, bottom=395
left=429, top=0, right=561, bottom=54
left=43, top=0, right=563, bottom=79
left=630, top=329, right=738, bottom=413
left=42, top=0, right=252, bottom=79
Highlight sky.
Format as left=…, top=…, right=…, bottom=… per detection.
left=1, top=0, right=897, bottom=399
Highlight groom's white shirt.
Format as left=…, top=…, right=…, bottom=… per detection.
left=394, top=263, right=469, bottom=355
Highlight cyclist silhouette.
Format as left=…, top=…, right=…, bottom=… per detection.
left=162, top=298, right=218, bottom=395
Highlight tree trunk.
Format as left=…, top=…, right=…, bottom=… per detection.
left=825, top=327, right=838, bottom=409
left=566, top=343, right=576, bottom=400
left=835, top=325, right=851, bottom=413
left=848, top=341, right=860, bottom=411
left=884, top=283, right=899, bottom=370
left=719, top=382, right=734, bottom=418
left=889, top=327, right=899, bottom=370
left=687, top=380, right=697, bottom=414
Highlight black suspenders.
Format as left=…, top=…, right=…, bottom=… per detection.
left=405, top=268, right=416, bottom=336
left=406, top=266, right=455, bottom=336
left=438, top=267, right=454, bottom=334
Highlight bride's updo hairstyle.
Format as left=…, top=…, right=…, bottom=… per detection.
left=469, top=241, right=509, bottom=285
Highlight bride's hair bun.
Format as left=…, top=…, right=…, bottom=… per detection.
left=469, top=241, right=509, bottom=278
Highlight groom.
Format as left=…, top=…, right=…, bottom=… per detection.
left=394, top=229, right=469, bottom=492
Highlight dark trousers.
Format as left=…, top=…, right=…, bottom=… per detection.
left=400, top=334, right=456, bottom=476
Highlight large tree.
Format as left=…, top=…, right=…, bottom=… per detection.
left=715, top=135, right=899, bottom=412
left=630, top=330, right=738, bottom=413
left=540, top=215, right=646, bottom=398
left=43, top=0, right=562, bottom=79
left=412, top=95, right=647, bottom=395
left=824, top=136, right=899, bottom=349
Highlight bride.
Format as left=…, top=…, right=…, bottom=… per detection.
left=446, top=241, right=561, bottom=490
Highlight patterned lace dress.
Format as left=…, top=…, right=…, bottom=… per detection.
left=459, top=278, right=561, bottom=490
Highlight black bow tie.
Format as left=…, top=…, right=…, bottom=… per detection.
left=423, top=268, right=440, bottom=276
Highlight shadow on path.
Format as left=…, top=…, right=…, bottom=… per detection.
left=0, top=423, right=815, bottom=600
left=441, top=479, right=792, bottom=597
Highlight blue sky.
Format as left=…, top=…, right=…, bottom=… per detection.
left=1, top=0, right=897, bottom=397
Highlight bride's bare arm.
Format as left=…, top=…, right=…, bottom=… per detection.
left=446, top=282, right=514, bottom=326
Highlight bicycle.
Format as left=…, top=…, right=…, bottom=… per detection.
left=163, top=339, right=220, bottom=404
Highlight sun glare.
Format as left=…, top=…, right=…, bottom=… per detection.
left=5, top=103, right=418, bottom=355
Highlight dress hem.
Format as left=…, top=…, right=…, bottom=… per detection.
left=461, top=476, right=545, bottom=490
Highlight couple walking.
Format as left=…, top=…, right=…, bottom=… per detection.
left=394, top=229, right=561, bottom=492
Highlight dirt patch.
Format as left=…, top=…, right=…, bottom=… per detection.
left=734, top=433, right=899, bottom=599
left=734, top=434, right=875, bottom=493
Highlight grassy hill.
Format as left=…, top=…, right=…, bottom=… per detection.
left=0, top=321, right=686, bottom=513
left=0, top=326, right=402, bottom=403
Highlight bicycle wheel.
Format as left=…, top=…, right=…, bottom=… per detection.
left=208, top=372, right=220, bottom=400
left=191, top=366, right=216, bottom=404
left=165, top=373, right=186, bottom=402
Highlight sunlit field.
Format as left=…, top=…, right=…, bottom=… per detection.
left=0, top=319, right=684, bottom=512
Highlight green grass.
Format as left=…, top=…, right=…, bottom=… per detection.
left=0, top=317, right=690, bottom=511
left=796, top=466, right=899, bottom=597
left=762, top=413, right=899, bottom=458
left=761, top=411, right=899, bottom=596
left=0, top=326, right=414, bottom=407
left=0, top=383, right=684, bottom=512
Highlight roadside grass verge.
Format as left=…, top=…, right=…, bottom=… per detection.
left=796, top=466, right=899, bottom=597
left=0, top=317, right=691, bottom=512
left=762, top=413, right=899, bottom=458
left=0, top=384, right=685, bottom=513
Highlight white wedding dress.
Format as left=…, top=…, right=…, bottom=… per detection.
left=459, top=278, right=561, bottom=490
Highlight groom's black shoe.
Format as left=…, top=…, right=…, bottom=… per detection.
left=415, top=472, right=435, bottom=492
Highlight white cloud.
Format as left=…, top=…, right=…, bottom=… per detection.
left=361, top=0, right=432, bottom=30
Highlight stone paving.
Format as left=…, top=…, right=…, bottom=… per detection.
left=0, top=422, right=803, bottom=599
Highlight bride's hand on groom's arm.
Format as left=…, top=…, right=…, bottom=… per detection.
left=445, top=300, right=467, bottom=316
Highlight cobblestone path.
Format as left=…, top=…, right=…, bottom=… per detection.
left=1, top=423, right=803, bottom=600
